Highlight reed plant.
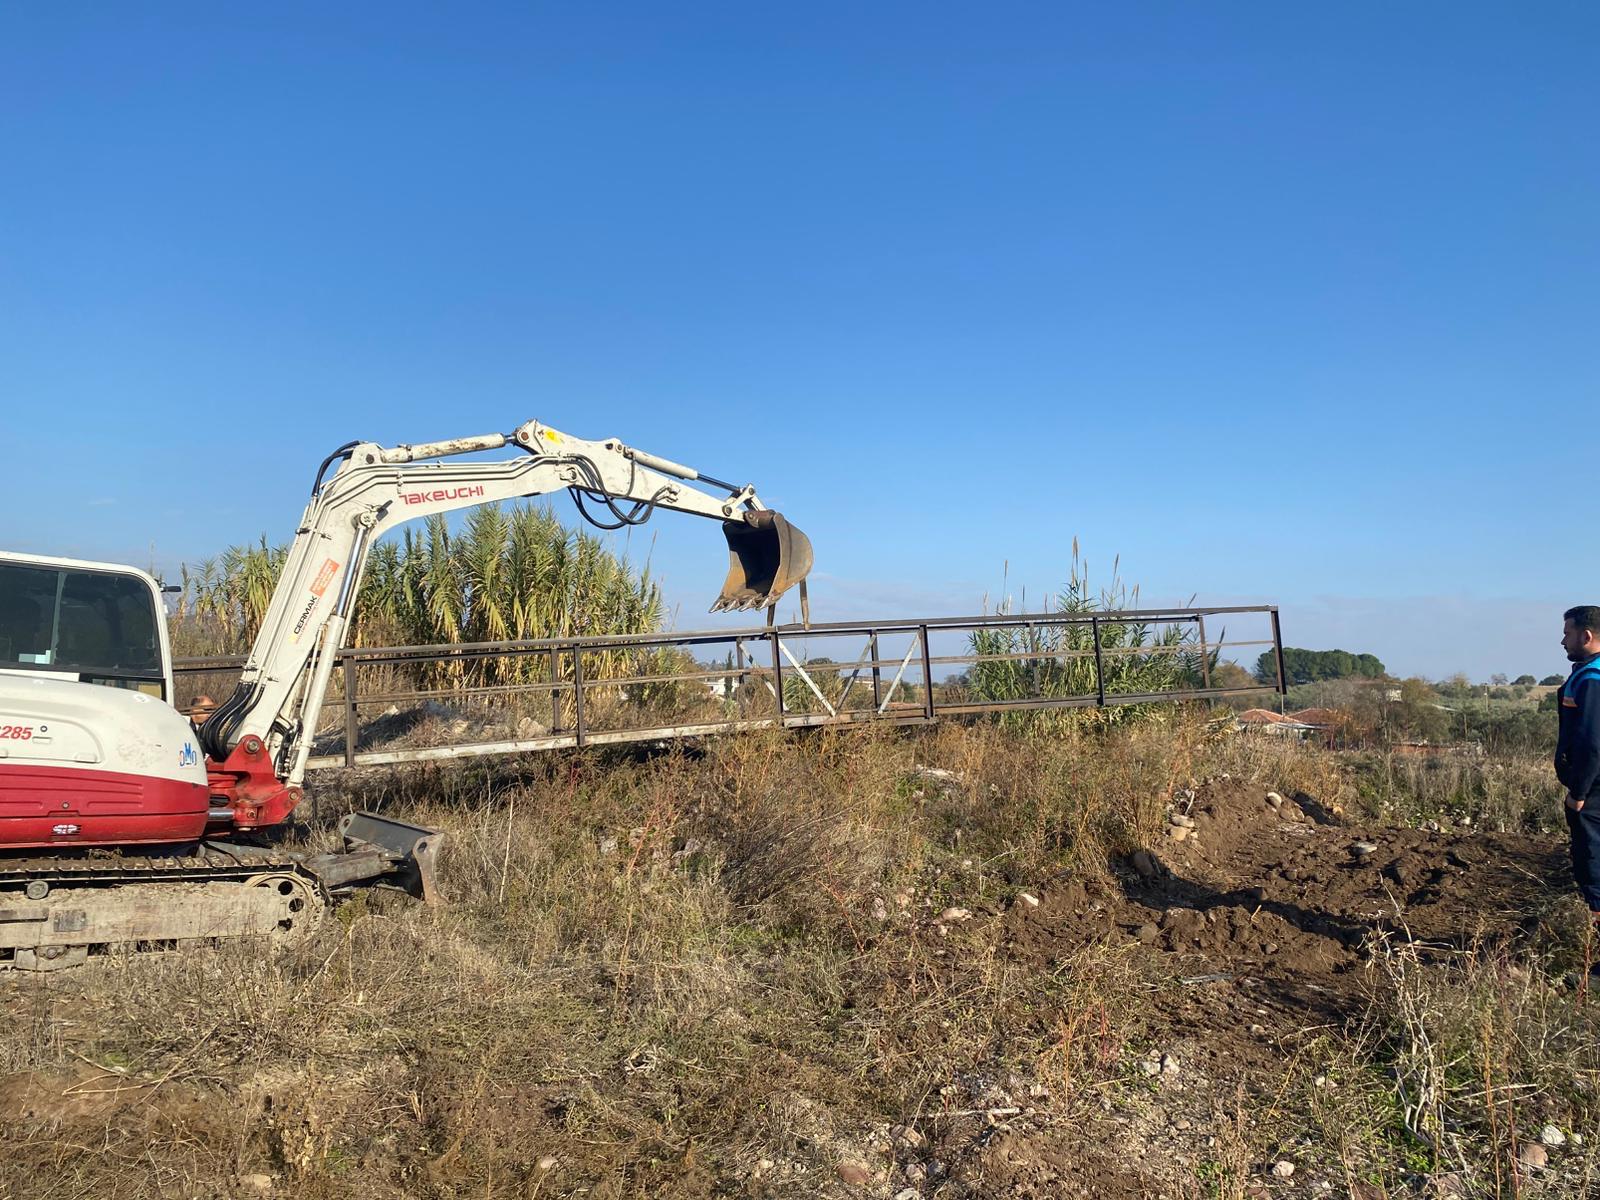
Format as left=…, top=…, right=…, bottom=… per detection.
left=169, top=537, right=290, bottom=658
left=170, top=504, right=668, bottom=719
left=965, top=544, right=1207, bottom=728
left=175, top=504, right=660, bottom=653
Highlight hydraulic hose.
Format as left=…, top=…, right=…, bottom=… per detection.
left=310, top=441, right=362, bottom=498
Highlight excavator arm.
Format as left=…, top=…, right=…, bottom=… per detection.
left=199, top=418, right=812, bottom=832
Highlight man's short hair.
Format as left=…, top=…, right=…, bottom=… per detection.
left=1566, top=606, right=1600, bottom=635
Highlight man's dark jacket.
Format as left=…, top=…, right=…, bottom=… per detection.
left=1556, top=655, right=1600, bottom=799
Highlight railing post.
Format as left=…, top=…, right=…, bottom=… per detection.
left=870, top=631, right=882, bottom=711
left=919, top=624, right=935, bottom=720
left=1091, top=616, right=1106, bottom=706
left=342, top=649, right=357, bottom=768
left=1270, top=608, right=1287, bottom=696
left=1196, top=614, right=1211, bottom=689
left=770, top=630, right=784, bottom=716
left=572, top=645, right=586, bottom=747
left=549, top=647, right=562, bottom=733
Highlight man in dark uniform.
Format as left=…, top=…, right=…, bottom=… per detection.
left=1556, top=605, right=1600, bottom=915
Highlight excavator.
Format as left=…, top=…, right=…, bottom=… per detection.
left=0, top=418, right=812, bottom=969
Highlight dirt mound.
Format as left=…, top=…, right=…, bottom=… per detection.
left=919, top=775, right=1569, bottom=1197
left=1010, top=776, right=1557, bottom=984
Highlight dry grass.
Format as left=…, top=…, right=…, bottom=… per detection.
left=1352, top=749, right=1565, bottom=833
left=1210, top=732, right=1567, bottom=835
left=0, top=715, right=1587, bottom=1199
left=1265, top=922, right=1600, bottom=1198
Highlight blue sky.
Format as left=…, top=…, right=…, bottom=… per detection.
left=2, top=3, right=1594, bottom=681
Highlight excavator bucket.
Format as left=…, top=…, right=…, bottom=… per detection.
left=303, top=812, right=443, bottom=903
left=713, top=511, right=813, bottom=612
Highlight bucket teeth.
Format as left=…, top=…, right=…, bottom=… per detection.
left=710, top=591, right=776, bottom=613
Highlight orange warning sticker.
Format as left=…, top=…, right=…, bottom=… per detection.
left=309, top=558, right=340, bottom=597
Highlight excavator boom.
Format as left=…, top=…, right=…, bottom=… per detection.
left=0, top=417, right=811, bottom=968
left=199, top=417, right=812, bottom=829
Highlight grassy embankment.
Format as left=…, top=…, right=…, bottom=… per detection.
left=2, top=720, right=1594, bottom=1199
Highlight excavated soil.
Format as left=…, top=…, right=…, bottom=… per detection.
left=919, top=776, right=1568, bottom=1199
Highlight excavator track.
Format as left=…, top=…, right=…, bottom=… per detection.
left=0, top=851, right=327, bottom=971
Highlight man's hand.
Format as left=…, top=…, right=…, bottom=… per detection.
left=1569, top=793, right=1587, bottom=813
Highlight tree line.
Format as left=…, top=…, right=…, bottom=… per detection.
left=1255, top=647, right=1386, bottom=686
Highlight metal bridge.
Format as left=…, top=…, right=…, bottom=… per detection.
left=175, top=604, right=1287, bottom=772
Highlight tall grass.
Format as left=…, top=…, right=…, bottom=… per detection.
left=966, top=545, right=1206, bottom=728
left=354, top=506, right=663, bottom=652
left=173, top=503, right=662, bottom=659
left=172, top=537, right=290, bottom=657
left=1288, top=922, right=1600, bottom=1193
left=170, top=504, right=666, bottom=725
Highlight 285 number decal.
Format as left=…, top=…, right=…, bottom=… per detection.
left=0, top=726, right=36, bottom=740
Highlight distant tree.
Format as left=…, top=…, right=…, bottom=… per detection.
left=1350, top=681, right=1452, bottom=748
left=1490, top=673, right=1509, bottom=686
left=1541, top=674, right=1565, bottom=686
left=1255, top=647, right=1387, bottom=686
left=1464, top=702, right=1559, bottom=754
left=1210, top=661, right=1256, bottom=690
left=1403, top=677, right=1451, bottom=741
left=1513, top=674, right=1537, bottom=686
left=1285, top=677, right=1372, bottom=712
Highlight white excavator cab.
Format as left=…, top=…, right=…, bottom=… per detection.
left=0, top=553, right=175, bottom=702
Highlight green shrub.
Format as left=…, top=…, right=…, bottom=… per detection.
left=965, top=546, right=1204, bottom=729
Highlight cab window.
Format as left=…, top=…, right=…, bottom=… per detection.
left=0, top=563, right=165, bottom=695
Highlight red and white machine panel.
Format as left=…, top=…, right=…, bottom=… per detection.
left=0, top=674, right=210, bottom=847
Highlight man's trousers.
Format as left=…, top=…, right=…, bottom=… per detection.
left=1566, top=801, right=1600, bottom=912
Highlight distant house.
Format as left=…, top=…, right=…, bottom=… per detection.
left=1234, top=708, right=1321, bottom=738
left=1235, top=708, right=1292, bottom=726
left=1288, top=708, right=1343, bottom=728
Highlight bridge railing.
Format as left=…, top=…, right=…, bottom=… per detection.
left=173, top=604, right=1286, bottom=770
